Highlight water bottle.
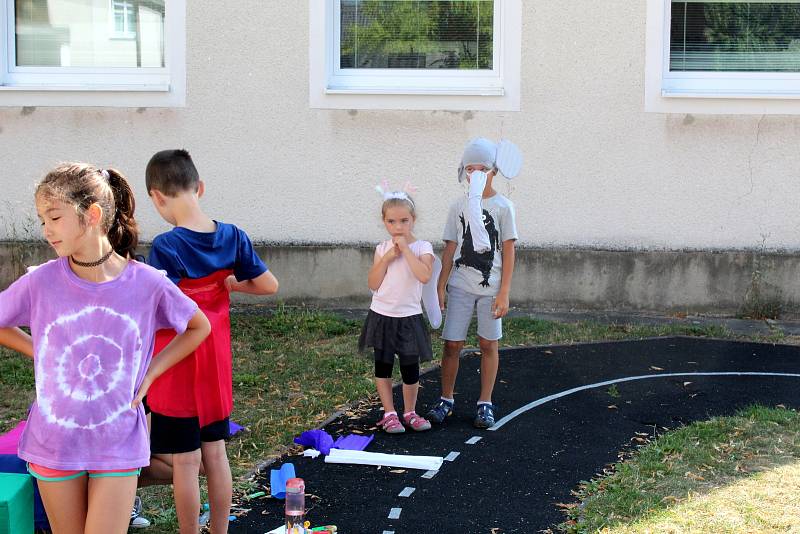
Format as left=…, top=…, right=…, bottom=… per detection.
left=284, top=477, right=305, bottom=533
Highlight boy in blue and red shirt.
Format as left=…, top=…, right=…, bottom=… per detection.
left=143, top=149, right=279, bottom=534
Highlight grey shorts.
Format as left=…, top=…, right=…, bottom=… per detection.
left=441, top=285, right=502, bottom=341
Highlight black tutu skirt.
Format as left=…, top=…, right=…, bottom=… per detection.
left=358, top=310, right=433, bottom=364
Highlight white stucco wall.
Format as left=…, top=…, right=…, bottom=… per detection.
left=2, top=1, right=800, bottom=251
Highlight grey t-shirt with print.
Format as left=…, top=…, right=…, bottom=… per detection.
left=443, top=193, right=518, bottom=297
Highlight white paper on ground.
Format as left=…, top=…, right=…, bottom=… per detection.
left=303, top=448, right=321, bottom=458
left=324, top=448, right=444, bottom=471
left=467, top=171, right=491, bottom=253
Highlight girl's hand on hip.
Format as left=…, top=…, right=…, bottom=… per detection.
left=438, top=288, right=446, bottom=311
left=131, top=378, right=152, bottom=410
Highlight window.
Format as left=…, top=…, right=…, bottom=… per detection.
left=646, top=0, right=800, bottom=113
left=110, top=0, right=136, bottom=40
left=310, top=0, right=521, bottom=111
left=1, top=0, right=186, bottom=107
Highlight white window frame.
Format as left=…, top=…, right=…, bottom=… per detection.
left=110, top=0, right=137, bottom=40
left=0, top=0, right=185, bottom=107
left=645, top=0, right=800, bottom=113
left=310, top=0, right=521, bottom=111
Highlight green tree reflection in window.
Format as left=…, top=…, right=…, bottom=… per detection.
left=340, top=1, right=494, bottom=69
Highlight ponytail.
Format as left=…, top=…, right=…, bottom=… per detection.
left=105, top=168, right=139, bottom=259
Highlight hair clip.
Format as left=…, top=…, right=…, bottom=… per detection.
left=100, top=169, right=110, bottom=180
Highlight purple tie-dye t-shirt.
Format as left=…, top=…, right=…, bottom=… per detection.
left=0, top=257, right=198, bottom=470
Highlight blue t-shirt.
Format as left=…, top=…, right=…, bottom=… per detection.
left=147, top=221, right=268, bottom=283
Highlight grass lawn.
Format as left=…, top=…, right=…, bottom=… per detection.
left=560, top=405, right=800, bottom=533
left=0, top=306, right=790, bottom=532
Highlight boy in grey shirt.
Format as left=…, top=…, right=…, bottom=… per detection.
left=427, top=138, right=518, bottom=428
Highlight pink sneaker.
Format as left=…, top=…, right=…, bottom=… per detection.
left=377, top=413, right=406, bottom=434
left=403, top=412, right=432, bottom=432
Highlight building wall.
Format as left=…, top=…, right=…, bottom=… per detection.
left=1, top=2, right=800, bottom=314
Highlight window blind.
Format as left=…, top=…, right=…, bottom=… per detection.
left=340, top=0, right=493, bottom=70
left=670, top=1, right=800, bottom=72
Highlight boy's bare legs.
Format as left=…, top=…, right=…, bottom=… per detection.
left=38, top=476, right=88, bottom=534
left=85, top=476, right=138, bottom=534
left=441, top=339, right=464, bottom=399
left=375, top=377, right=396, bottom=413
left=172, top=450, right=202, bottom=534
left=201, top=440, right=232, bottom=534
left=138, top=455, right=174, bottom=486
left=477, top=337, right=499, bottom=403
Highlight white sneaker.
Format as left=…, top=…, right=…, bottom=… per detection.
left=130, top=496, right=151, bottom=529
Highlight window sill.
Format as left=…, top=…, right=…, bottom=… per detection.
left=325, top=85, right=505, bottom=96
left=0, top=84, right=170, bottom=92
left=662, top=89, right=800, bottom=100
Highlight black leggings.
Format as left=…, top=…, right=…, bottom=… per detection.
left=374, top=359, right=420, bottom=385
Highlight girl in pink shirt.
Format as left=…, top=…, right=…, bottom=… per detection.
left=359, top=189, right=435, bottom=433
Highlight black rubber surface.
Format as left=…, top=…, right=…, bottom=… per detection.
left=229, top=337, right=800, bottom=533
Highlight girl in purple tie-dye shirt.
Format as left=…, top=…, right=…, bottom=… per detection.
left=0, top=163, right=210, bottom=534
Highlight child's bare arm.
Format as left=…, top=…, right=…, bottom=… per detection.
left=438, top=241, right=457, bottom=293
left=0, top=327, right=33, bottom=358
left=493, top=239, right=516, bottom=318
left=226, top=271, right=279, bottom=295
left=394, top=237, right=433, bottom=283
left=368, top=246, right=399, bottom=291
left=132, top=310, right=211, bottom=408
left=437, top=241, right=457, bottom=309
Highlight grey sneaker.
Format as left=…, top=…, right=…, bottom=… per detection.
left=426, top=399, right=454, bottom=424
left=473, top=404, right=496, bottom=429
left=130, top=496, right=151, bottom=528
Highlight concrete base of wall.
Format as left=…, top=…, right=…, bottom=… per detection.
left=2, top=242, right=797, bottom=318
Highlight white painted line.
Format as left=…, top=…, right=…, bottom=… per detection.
left=465, top=436, right=482, bottom=445
left=489, top=371, right=800, bottom=431
left=398, top=487, right=415, bottom=497
left=388, top=508, right=402, bottom=519
left=444, top=451, right=460, bottom=462
left=421, top=469, right=438, bottom=479
left=382, top=531, right=395, bottom=534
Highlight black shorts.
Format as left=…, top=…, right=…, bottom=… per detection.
left=149, top=411, right=231, bottom=454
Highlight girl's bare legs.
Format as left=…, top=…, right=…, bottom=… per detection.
left=402, top=382, right=420, bottom=414
left=37, top=476, right=88, bottom=534
left=375, top=377, right=396, bottom=413
left=85, top=475, right=138, bottom=534
left=201, top=440, right=232, bottom=534
left=172, top=449, right=202, bottom=534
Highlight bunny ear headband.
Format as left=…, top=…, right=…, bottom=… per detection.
left=375, top=180, right=417, bottom=205
left=457, top=138, right=523, bottom=183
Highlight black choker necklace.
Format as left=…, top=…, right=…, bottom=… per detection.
left=71, top=249, right=114, bottom=268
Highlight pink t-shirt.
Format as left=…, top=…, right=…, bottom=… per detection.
left=370, top=240, right=434, bottom=318
left=0, top=258, right=198, bottom=470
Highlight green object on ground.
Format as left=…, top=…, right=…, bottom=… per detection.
left=0, top=473, right=33, bottom=534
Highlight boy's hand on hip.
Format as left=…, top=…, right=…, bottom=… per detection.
left=224, top=275, right=237, bottom=293
left=492, top=294, right=509, bottom=318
